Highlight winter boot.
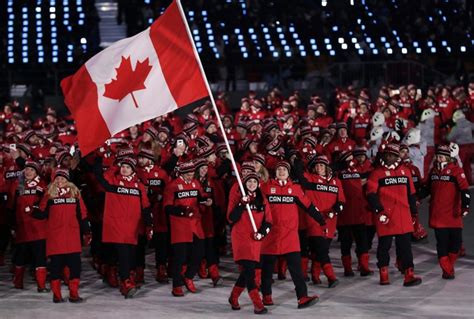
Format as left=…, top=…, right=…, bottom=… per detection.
left=459, top=243, right=466, bottom=257
left=439, top=256, right=454, bottom=279
left=120, top=278, right=137, bottom=298
left=248, top=289, right=268, bottom=314
left=277, top=257, right=287, bottom=280
left=403, top=267, right=422, bottom=287
left=322, top=263, right=339, bottom=288
left=155, top=264, right=169, bottom=283
left=301, top=257, right=309, bottom=281
left=198, top=259, right=208, bottom=279
left=36, top=267, right=49, bottom=292
left=62, top=266, right=70, bottom=286
left=135, top=266, right=145, bottom=287
left=228, top=285, right=245, bottom=310
left=358, top=253, right=374, bottom=276
left=311, top=261, right=322, bottom=284
left=208, top=264, right=222, bottom=287
left=107, top=266, right=119, bottom=288
left=68, top=278, right=84, bottom=303
left=184, top=277, right=197, bottom=293
left=172, top=286, right=184, bottom=297
left=341, top=255, right=354, bottom=277
left=13, top=266, right=25, bottom=289
left=51, top=279, right=65, bottom=303
left=99, top=264, right=108, bottom=277
left=379, top=266, right=390, bottom=285
left=448, top=252, right=458, bottom=266
left=297, top=295, right=319, bottom=309
left=262, top=294, right=274, bottom=306
left=255, top=268, right=262, bottom=289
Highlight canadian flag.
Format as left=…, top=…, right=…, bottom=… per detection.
left=61, top=0, right=208, bottom=155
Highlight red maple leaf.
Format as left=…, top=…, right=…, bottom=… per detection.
left=103, top=56, right=152, bottom=108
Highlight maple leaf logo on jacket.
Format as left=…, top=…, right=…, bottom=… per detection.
left=104, top=56, right=152, bottom=108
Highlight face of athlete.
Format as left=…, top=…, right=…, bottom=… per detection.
left=315, top=163, right=326, bottom=176
left=61, top=156, right=72, bottom=169
left=55, top=176, right=68, bottom=188
left=24, top=167, right=37, bottom=180
left=399, top=149, right=409, bottom=160
left=384, top=153, right=398, bottom=165
left=182, top=172, right=194, bottom=182
left=338, top=128, right=348, bottom=138
left=245, top=178, right=258, bottom=192
left=436, top=154, right=448, bottom=163
left=355, top=154, right=366, bottom=165
left=120, top=164, right=133, bottom=177
left=142, top=132, right=152, bottom=143
left=198, top=165, right=208, bottom=178
left=138, top=156, right=151, bottom=167
left=276, top=166, right=289, bottom=181
left=207, top=153, right=217, bottom=164
left=254, top=161, right=262, bottom=172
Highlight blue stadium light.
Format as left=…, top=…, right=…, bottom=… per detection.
left=7, top=7, right=12, bottom=13
left=264, top=34, right=270, bottom=40
left=366, top=37, right=372, bottom=43
left=38, top=51, right=44, bottom=57
left=269, top=45, right=275, bottom=50
left=205, top=23, right=211, bottom=29
left=273, top=52, right=279, bottom=58
left=78, top=20, right=84, bottom=25
left=381, top=37, right=386, bottom=42
left=266, top=40, right=272, bottom=46
left=278, top=34, right=284, bottom=39
left=311, top=44, right=317, bottom=50
left=209, top=35, right=214, bottom=41
left=50, top=7, right=56, bottom=13
left=284, top=51, right=291, bottom=57
left=338, top=37, right=344, bottom=44
left=301, top=51, right=307, bottom=57
left=192, top=29, right=199, bottom=35
left=361, top=25, right=366, bottom=30
left=372, top=49, right=378, bottom=54
left=276, top=27, right=282, bottom=33
left=289, top=26, right=295, bottom=32
left=209, top=42, right=215, bottom=47
left=321, top=0, right=327, bottom=6
left=398, top=42, right=403, bottom=48
left=202, top=10, right=207, bottom=16
left=188, top=11, right=194, bottom=16
left=249, top=28, right=254, bottom=34
left=38, top=33, right=43, bottom=38
left=80, top=38, right=87, bottom=44
left=8, top=40, right=13, bottom=45
left=8, top=27, right=13, bottom=32
left=281, top=39, right=287, bottom=45
left=329, top=50, right=335, bottom=56
left=8, top=33, right=13, bottom=39
left=237, top=35, right=243, bottom=40
left=460, top=46, right=466, bottom=52
left=196, top=42, right=202, bottom=48
left=298, top=45, right=305, bottom=51
left=238, top=41, right=244, bottom=46
left=8, top=52, right=13, bottom=57
left=416, top=48, right=422, bottom=54
left=314, top=51, right=320, bottom=56
left=332, top=26, right=338, bottom=32
left=355, top=43, right=361, bottom=49
left=251, top=34, right=257, bottom=40
left=8, top=58, right=14, bottom=64
left=263, top=27, right=268, bottom=33
left=64, top=7, right=69, bottom=12
left=222, top=35, right=228, bottom=41
left=341, top=43, right=348, bottom=50
left=352, top=37, right=357, bottom=43
left=9, top=14, right=15, bottom=20
left=50, top=13, right=56, bottom=19
left=369, top=43, right=375, bottom=48
left=22, top=52, right=28, bottom=57
left=22, top=39, right=28, bottom=45
left=357, top=19, right=361, bottom=24
left=8, top=21, right=13, bottom=26
left=385, top=43, right=390, bottom=48
left=431, top=47, right=436, bottom=53
left=446, top=47, right=451, bottom=52
left=358, top=49, right=364, bottom=55
left=243, top=52, right=248, bottom=58
left=428, top=16, right=433, bottom=22
left=293, top=33, right=299, bottom=39
left=401, top=48, right=408, bottom=54
left=326, top=44, right=332, bottom=50
left=23, top=14, right=28, bottom=19
left=441, top=41, right=447, bottom=46
left=7, top=46, right=13, bottom=52
left=241, top=47, right=246, bottom=52
left=22, top=45, right=28, bottom=51
left=367, top=12, right=373, bottom=17
left=23, top=58, right=29, bottom=63
left=52, top=57, right=58, bottom=63
left=427, top=41, right=433, bottom=47
left=23, top=27, right=28, bottom=32
left=79, top=13, right=85, bottom=19
left=324, top=38, right=330, bottom=44
left=36, top=13, right=42, bottom=19
left=295, top=39, right=301, bottom=45
left=413, top=41, right=418, bottom=47
left=310, top=39, right=316, bottom=44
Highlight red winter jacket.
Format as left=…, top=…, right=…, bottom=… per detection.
left=96, top=166, right=150, bottom=245
left=199, top=177, right=216, bottom=238
left=260, top=179, right=324, bottom=255
left=428, top=162, right=470, bottom=228
left=366, top=162, right=417, bottom=237
left=227, top=186, right=272, bottom=262
left=163, top=176, right=207, bottom=244
left=138, top=165, right=170, bottom=233
left=351, top=113, right=371, bottom=141
left=37, top=190, right=88, bottom=256
left=8, top=177, right=47, bottom=243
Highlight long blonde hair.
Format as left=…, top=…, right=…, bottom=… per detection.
left=47, top=180, right=80, bottom=198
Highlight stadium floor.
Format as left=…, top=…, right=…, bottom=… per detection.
left=1, top=201, right=473, bottom=319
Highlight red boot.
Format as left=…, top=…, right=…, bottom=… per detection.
left=107, top=266, right=119, bottom=288
left=68, top=278, right=84, bottom=303
left=62, top=266, right=70, bottom=286
left=403, top=267, right=422, bottom=287
left=298, top=295, right=319, bottom=309
left=255, top=268, right=262, bottom=289
left=198, top=259, right=208, bottom=279
left=120, top=279, right=137, bottom=298
left=439, top=256, right=454, bottom=279
left=341, top=255, right=354, bottom=277
left=358, top=253, right=374, bottom=276
left=277, top=257, right=287, bottom=280
left=262, top=294, right=274, bottom=306
left=135, top=266, right=145, bottom=287
left=36, top=267, right=49, bottom=292
left=99, top=264, right=108, bottom=277
left=51, top=279, right=65, bottom=303
left=322, top=263, right=339, bottom=288
left=13, top=266, right=25, bottom=289
left=228, top=285, right=245, bottom=310
left=459, top=244, right=466, bottom=257
left=248, top=289, right=268, bottom=314
left=311, top=261, right=321, bottom=284
left=448, top=252, right=458, bottom=266
left=301, top=257, right=309, bottom=281
left=156, top=264, right=169, bottom=283
left=379, top=266, right=390, bottom=285
left=172, top=286, right=184, bottom=297
left=184, top=277, right=197, bottom=293
left=208, top=264, right=222, bottom=287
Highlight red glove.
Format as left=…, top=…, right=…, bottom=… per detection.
left=145, top=226, right=153, bottom=241
left=241, top=196, right=251, bottom=206
left=184, top=206, right=195, bottom=218
left=82, top=233, right=92, bottom=246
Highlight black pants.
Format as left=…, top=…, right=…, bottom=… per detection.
left=338, top=224, right=369, bottom=257
left=0, top=224, right=10, bottom=254
left=299, top=230, right=309, bottom=258
left=261, top=252, right=307, bottom=299
left=106, top=243, right=136, bottom=281
left=366, top=225, right=376, bottom=250
left=203, top=237, right=218, bottom=266
left=154, top=232, right=170, bottom=266
left=308, top=236, right=331, bottom=265
left=434, top=228, right=462, bottom=258
left=49, top=253, right=81, bottom=280
left=134, top=235, right=147, bottom=268
left=235, top=260, right=258, bottom=291
left=90, top=221, right=103, bottom=258
left=172, top=235, right=204, bottom=287
left=377, top=233, right=414, bottom=270
left=15, top=239, right=46, bottom=268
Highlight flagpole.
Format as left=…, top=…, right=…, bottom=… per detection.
left=175, top=0, right=258, bottom=233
